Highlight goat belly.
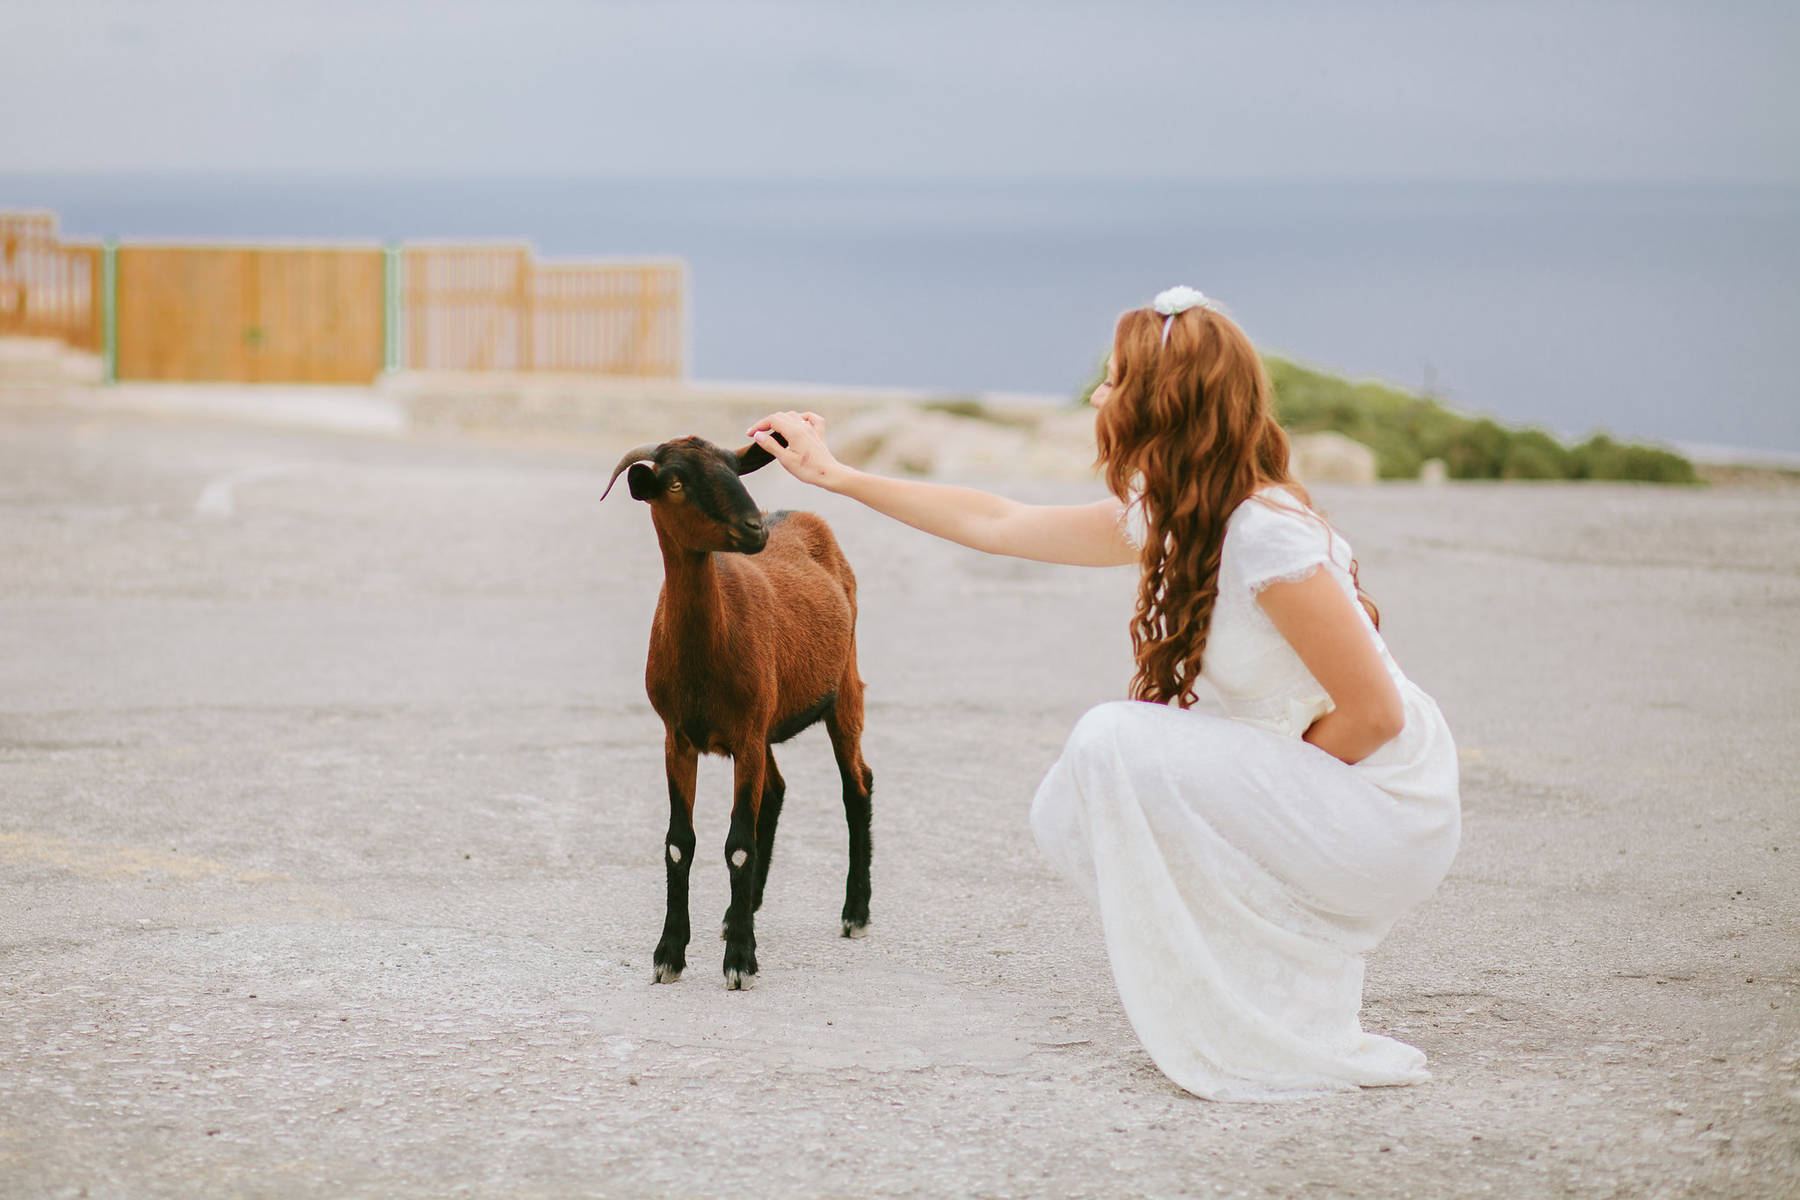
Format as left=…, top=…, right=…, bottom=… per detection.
left=768, top=690, right=838, bottom=745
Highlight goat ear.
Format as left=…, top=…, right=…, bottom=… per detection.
left=626, top=462, right=660, bottom=501
left=735, top=431, right=785, bottom=475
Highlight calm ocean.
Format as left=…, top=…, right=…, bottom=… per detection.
left=6, top=173, right=1797, bottom=454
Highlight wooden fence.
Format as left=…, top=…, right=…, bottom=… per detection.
left=0, top=210, right=686, bottom=384
left=403, top=244, right=533, bottom=372
left=117, top=244, right=387, bottom=384
left=531, top=259, right=684, bottom=376
left=405, top=244, right=685, bottom=375
left=0, top=211, right=103, bottom=353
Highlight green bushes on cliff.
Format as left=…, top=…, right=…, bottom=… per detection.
left=1262, top=357, right=1699, bottom=484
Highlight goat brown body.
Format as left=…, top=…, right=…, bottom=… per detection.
left=608, top=435, right=872, bottom=989
left=647, top=512, right=858, bottom=760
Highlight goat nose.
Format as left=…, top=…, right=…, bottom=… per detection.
left=735, top=517, right=769, bottom=553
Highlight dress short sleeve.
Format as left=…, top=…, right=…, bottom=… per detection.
left=1230, top=494, right=1341, bottom=593
left=1117, top=496, right=1148, bottom=552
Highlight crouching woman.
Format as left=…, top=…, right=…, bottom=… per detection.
left=748, top=288, right=1460, bottom=1101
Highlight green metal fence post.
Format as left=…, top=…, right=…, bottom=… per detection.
left=382, top=241, right=403, bottom=373
left=102, top=238, right=118, bottom=384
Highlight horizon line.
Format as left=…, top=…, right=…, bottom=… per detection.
left=4, top=167, right=1799, bottom=190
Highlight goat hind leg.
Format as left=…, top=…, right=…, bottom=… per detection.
left=825, top=686, right=874, bottom=939
left=752, top=747, right=786, bottom=913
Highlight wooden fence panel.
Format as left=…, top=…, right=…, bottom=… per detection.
left=403, top=244, right=533, bottom=371
left=0, top=212, right=59, bottom=341
left=0, top=212, right=102, bottom=352
left=532, top=261, right=684, bottom=376
left=405, top=247, right=684, bottom=377
left=115, top=245, right=385, bottom=383
left=117, top=246, right=244, bottom=381
left=250, top=247, right=386, bottom=383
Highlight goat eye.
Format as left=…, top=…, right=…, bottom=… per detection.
left=666, top=478, right=683, bottom=492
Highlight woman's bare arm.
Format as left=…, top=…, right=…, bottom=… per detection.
left=1255, top=570, right=1405, bottom=764
left=748, top=410, right=1136, bottom=567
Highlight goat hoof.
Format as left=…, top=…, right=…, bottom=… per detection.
left=723, top=940, right=758, bottom=988
left=841, top=919, right=869, bottom=939
left=652, top=941, right=686, bottom=983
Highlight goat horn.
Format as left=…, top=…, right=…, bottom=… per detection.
left=601, top=442, right=664, bottom=501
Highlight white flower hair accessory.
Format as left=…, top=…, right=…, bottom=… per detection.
left=1152, top=285, right=1216, bottom=344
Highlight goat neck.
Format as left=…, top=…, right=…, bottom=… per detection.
left=649, top=507, right=731, bottom=655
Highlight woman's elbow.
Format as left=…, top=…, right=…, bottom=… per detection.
left=1335, top=692, right=1404, bottom=755
left=1362, top=693, right=1406, bottom=747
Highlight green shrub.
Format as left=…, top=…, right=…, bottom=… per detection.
left=1570, top=435, right=1700, bottom=484
left=1262, top=355, right=1698, bottom=484
left=1501, top=428, right=1573, bottom=480
left=1443, top=418, right=1509, bottom=479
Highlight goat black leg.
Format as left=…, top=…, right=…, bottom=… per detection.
left=825, top=685, right=874, bottom=939
left=752, top=747, right=786, bottom=912
left=652, top=733, right=698, bottom=984
left=721, top=743, right=765, bottom=989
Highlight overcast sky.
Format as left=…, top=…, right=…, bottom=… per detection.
left=3, top=0, right=1796, bottom=182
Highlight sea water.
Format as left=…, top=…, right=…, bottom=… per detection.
left=5, top=173, right=1796, bottom=454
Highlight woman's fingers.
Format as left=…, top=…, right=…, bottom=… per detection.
left=749, top=426, right=794, bottom=459
left=750, top=413, right=812, bottom=460
left=747, top=410, right=826, bottom=437
left=747, top=410, right=842, bottom=488
left=746, top=411, right=796, bottom=437
left=753, top=411, right=806, bottom=448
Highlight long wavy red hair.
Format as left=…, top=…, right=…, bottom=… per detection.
left=1095, top=303, right=1374, bottom=708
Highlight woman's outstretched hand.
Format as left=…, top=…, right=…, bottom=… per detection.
left=747, top=411, right=849, bottom=491
left=748, top=408, right=1134, bottom=565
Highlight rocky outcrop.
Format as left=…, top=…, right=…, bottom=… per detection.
left=831, top=404, right=1098, bottom=481
left=1288, top=431, right=1378, bottom=485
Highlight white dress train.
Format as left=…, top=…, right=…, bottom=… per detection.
left=1030, top=489, right=1461, bottom=1102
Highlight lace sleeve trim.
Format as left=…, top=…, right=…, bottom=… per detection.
left=1246, top=559, right=1330, bottom=594
left=1117, top=498, right=1146, bottom=552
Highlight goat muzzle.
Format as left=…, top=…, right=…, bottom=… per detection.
left=601, top=442, right=664, bottom=501
left=732, top=517, right=770, bottom=554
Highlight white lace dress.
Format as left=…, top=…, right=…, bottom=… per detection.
left=1029, top=487, right=1461, bottom=1101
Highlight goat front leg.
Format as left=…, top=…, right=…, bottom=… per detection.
left=721, top=742, right=766, bottom=989
left=652, top=733, right=699, bottom=984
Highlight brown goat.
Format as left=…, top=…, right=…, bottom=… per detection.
left=603, top=435, right=873, bottom=989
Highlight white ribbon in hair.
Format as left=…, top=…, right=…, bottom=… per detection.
left=1153, top=285, right=1215, bottom=345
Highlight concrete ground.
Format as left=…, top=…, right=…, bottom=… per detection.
left=0, top=396, right=1795, bottom=1199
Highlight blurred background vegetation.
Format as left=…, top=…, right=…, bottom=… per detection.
left=1263, top=356, right=1699, bottom=483
left=1073, top=354, right=1702, bottom=484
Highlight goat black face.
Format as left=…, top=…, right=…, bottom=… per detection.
left=604, top=435, right=776, bottom=554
